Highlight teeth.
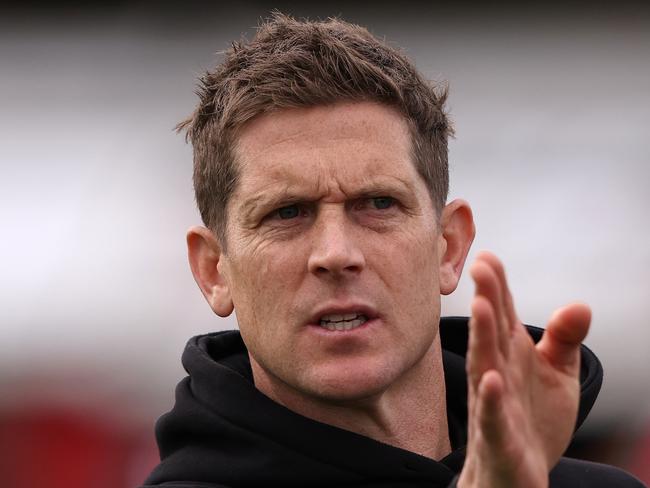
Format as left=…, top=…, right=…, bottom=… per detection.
left=319, top=314, right=368, bottom=331
left=321, top=313, right=358, bottom=322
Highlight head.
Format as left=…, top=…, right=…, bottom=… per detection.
left=185, top=14, right=475, bottom=412
left=179, top=12, right=453, bottom=246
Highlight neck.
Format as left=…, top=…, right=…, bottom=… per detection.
left=251, top=335, right=451, bottom=461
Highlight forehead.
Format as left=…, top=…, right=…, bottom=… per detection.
left=232, top=102, right=421, bottom=193
left=237, top=101, right=411, bottom=156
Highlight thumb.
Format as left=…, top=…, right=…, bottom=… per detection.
left=537, top=303, right=591, bottom=373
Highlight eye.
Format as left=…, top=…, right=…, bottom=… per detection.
left=276, top=204, right=300, bottom=219
left=371, top=196, right=395, bottom=210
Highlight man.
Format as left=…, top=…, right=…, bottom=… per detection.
left=142, top=13, right=643, bottom=488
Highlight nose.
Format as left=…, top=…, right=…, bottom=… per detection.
left=307, top=206, right=366, bottom=278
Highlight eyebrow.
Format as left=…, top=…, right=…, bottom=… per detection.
left=236, top=187, right=305, bottom=223
left=238, top=176, right=417, bottom=221
left=239, top=191, right=296, bottom=217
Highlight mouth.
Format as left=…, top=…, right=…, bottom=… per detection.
left=318, top=313, right=369, bottom=332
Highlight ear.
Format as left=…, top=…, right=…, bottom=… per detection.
left=438, top=199, right=475, bottom=295
left=187, top=226, right=234, bottom=317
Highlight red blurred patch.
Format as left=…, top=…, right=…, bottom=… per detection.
left=0, top=406, right=157, bottom=488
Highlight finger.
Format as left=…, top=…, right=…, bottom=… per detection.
left=468, top=295, right=500, bottom=392
left=470, top=257, right=510, bottom=358
left=537, top=303, right=591, bottom=374
left=477, top=369, right=507, bottom=448
left=475, top=251, right=519, bottom=329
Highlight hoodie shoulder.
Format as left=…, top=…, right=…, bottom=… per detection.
left=551, top=457, right=646, bottom=487
left=140, top=483, right=233, bottom=487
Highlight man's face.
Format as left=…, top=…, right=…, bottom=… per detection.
left=219, top=102, right=446, bottom=402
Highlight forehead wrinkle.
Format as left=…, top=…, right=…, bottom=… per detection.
left=239, top=172, right=419, bottom=217
left=237, top=131, right=308, bottom=165
left=236, top=108, right=410, bottom=168
left=235, top=145, right=422, bottom=207
left=238, top=133, right=393, bottom=174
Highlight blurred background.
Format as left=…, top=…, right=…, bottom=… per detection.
left=1, top=1, right=649, bottom=486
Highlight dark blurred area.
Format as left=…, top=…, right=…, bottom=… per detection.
left=1, top=1, right=649, bottom=486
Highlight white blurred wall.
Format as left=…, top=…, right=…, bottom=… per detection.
left=1, top=3, right=649, bottom=429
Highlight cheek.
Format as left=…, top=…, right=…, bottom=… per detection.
left=228, top=243, right=305, bottom=327
left=388, top=230, right=439, bottom=283
left=379, top=231, right=441, bottom=325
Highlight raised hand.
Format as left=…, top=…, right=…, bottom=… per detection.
left=457, top=251, right=592, bottom=488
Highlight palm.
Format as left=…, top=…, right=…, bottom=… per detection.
left=458, top=252, right=591, bottom=488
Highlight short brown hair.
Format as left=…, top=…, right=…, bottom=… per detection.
left=179, top=12, right=452, bottom=245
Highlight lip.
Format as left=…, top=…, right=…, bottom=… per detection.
left=307, top=302, right=379, bottom=327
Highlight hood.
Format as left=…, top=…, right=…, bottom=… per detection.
left=142, top=317, right=603, bottom=487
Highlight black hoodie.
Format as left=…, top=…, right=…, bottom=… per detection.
left=141, top=317, right=644, bottom=487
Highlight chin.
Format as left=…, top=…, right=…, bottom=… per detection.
left=300, top=362, right=401, bottom=403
